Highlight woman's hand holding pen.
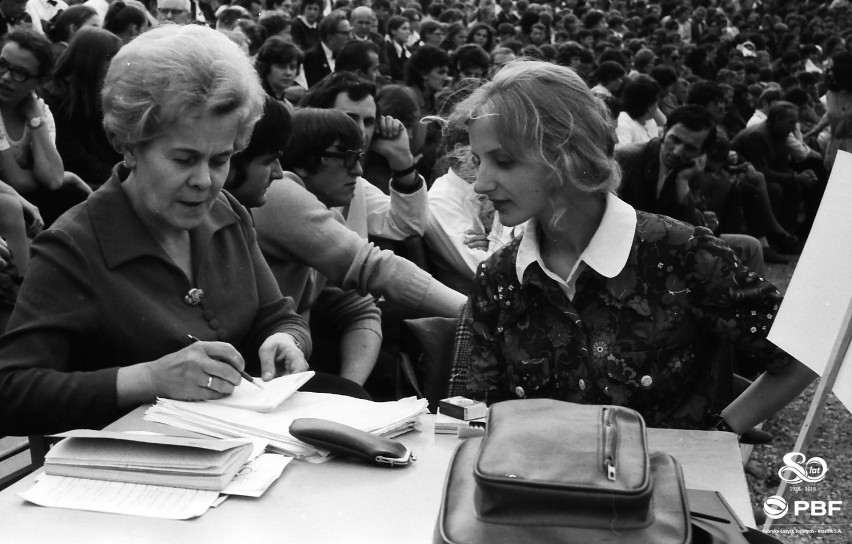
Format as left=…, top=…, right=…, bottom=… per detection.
left=116, top=341, right=244, bottom=405
left=259, top=332, right=309, bottom=381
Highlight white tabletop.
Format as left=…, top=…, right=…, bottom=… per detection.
left=0, top=410, right=755, bottom=543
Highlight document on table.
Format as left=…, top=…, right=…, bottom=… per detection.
left=145, top=393, right=429, bottom=462
left=19, top=474, right=220, bottom=520
left=222, top=453, right=293, bottom=498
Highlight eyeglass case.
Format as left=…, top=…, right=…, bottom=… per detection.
left=289, top=418, right=413, bottom=467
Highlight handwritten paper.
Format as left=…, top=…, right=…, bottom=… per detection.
left=222, top=454, right=293, bottom=498
left=767, top=150, right=852, bottom=413
left=18, top=474, right=219, bottom=519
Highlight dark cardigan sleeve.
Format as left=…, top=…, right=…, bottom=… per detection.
left=0, top=225, right=121, bottom=436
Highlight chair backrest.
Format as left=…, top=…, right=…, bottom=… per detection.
left=401, top=316, right=457, bottom=412
left=399, top=303, right=474, bottom=411
left=0, top=435, right=48, bottom=490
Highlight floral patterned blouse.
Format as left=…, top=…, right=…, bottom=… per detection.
left=465, top=210, right=790, bottom=429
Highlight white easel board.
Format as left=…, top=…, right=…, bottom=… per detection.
left=767, top=150, right=852, bottom=414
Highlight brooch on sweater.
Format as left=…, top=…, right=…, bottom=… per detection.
left=184, top=288, right=204, bottom=306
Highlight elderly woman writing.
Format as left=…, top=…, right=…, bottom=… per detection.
left=456, top=60, right=815, bottom=433
left=0, top=25, right=336, bottom=437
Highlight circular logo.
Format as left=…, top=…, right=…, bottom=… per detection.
left=764, top=495, right=788, bottom=519
left=778, top=452, right=829, bottom=484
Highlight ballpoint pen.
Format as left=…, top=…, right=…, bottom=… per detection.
left=187, top=334, right=265, bottom=389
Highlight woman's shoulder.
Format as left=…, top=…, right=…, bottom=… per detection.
left=634, top=210, right=721, bottom=253
left=477, top=235, right=522, bottom=277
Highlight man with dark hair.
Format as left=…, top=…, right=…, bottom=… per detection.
left=302, top=10, right=352, bottom=88
left=227, top=99, right=464, bottom=387
left=733, top=101, right=822, bottom=237
left=370, top=0, right=390, bottom=34
left=618, top=105, right=717, bottom=227
left=686, top=80, right=727, bottom=127
left=495, top=0, right=517, bottom=26
left=300, top=71, right=428, bottom=239
left=335, top=39, right=381, bottom=81
left=616, top=105, right=765, bottom=275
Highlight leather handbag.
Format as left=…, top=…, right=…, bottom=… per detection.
left=433, top=399, right=692, bottom=544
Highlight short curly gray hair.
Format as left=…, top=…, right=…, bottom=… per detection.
left=102, top=24, right=265, bottom=153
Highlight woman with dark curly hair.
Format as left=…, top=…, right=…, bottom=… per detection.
left=255, top=37, right=304, bottom=110
left=465, top=22, right=495, bottom=53
left=404, top=44, right=451, bottom=115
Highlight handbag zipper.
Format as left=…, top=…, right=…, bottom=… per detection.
left=603, top=408, right=617, bottom=481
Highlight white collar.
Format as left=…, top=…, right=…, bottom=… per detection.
left=515, top=192, right=637, bottom=285
left=321, top=41, right=335, bottom=68
left=298, top=14, right=317, bottom=28
left=387, top=36, right=408, bottom=57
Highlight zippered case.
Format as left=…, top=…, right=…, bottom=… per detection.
left=434, top=399, right=691, bottom=544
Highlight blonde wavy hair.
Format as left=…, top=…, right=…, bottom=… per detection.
left=448, top=59, right=621, bottom=199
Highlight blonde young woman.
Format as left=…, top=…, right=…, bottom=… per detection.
left=454, top=60, right=815, bottom=432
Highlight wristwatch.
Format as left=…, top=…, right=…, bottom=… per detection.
left=28, top=117, right=45, bottom=129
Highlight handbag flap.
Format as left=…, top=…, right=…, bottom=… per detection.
left=435, top=439, right=689, bottom=544
left=473, top=400, right=651, bottom=526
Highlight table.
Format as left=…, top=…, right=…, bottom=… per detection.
left=0, top=410, right=755, bottom=543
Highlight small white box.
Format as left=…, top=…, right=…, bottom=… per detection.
left=438, top=396, right=487, bottom=421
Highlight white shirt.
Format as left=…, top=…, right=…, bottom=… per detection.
left=425, top=168, right=518, bottom=277
left=805, top=59, right=823, bottom=73
left=406, top=30, right=419, bottom=48
left=615, top=111, right=659, bottom=147
left=746, top=110, right=766, bottom=127
left=515, top=192, right=636, bottom=300
left=294, top=40, right=334, bottom=89
left=321, top=40, right=335, bottom=72
left=82, top=0, right=109, bottom=25
left=388, top=36, right=409, bottom=60
left=297, top=14, right=317, bottom=28
left=336, top=176, right=429, bottom=241
left=26, top=0, right=68, bottom=34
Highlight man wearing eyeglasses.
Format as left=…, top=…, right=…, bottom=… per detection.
left=302, top=10, right=351, bottom=88
left=300, top=71, right=427, bottom=241
left=156, top=0, right=191, bottom=25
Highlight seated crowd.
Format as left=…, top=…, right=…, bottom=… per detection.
left=0, top=0, right=842, bottom=438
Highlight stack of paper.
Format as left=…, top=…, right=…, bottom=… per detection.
left=43, top=430, right=254, bottom=492
left=145, top=392, right=429, bottom=462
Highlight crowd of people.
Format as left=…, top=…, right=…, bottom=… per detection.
left=0, top=0, right=840, bottom=437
